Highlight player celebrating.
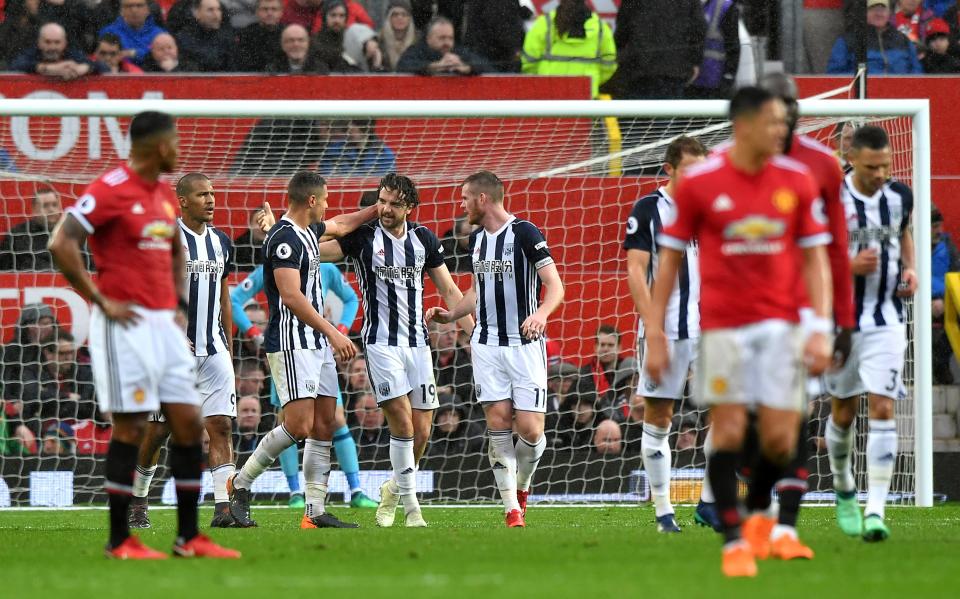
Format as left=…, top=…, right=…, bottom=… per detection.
left=128, top=173, right=239, bottom=529
left=624, top=136, right=707, bottom=534
left=232, top=203, right=378, bottom=510
left=228, top=171, right=375, bottom=529
left=645, top=88, right=833, bottom=577
left=48, top=112, right=239, bottom=559
left=426, top=171, right=565, bottom=528
left=825, top=125, right=917, bottom=542
left=320, top=173, right=471, bottom=527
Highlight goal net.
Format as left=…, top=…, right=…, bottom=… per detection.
left=0, top=98, right=932, bottom=509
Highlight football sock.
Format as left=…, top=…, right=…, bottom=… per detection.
left=390, top=435, right=419, bottom=515
left=641, top=422, right=674, bottom=517
left=235, top=424, right=297, bottom=490
left=303, top=438, right=331, bottom=518
left=210, top=462, right=235, bottom=504
left=866, top=419, right=897, bottom=519
left=777, top=422, right=809, bottom=528
left=333, top=424, right=362, bottom=494
left=826, top=416, right=856, bottom=494
left=700, top=428, right=715, bottom=503
left=746, top=454, right=783, bottom=514
left=278, top=444, right=301, bottom=493
left=488, top=429, right=520, bottom=513
left=131, top=464, right=156, bottom=499
left=105, top=440, right=138, bottom=548
left=708, top=450, right=741, bottom=544
left=515, top=434, right=546, bottom=492
left=170, top=443, right=203, bottom=542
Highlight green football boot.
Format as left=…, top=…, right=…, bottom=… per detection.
left=835, top=491, right=863, bottom=537
left=862, top=514, right=890, bottom=542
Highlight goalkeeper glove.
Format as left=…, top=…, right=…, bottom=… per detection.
left=246, top=325, right=264, bottom=350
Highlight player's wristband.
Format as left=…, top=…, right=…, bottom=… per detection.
left=177, top=297, right=189, bottom=313
left=336, top=324, right=350, bottom=336
left=247, top=325, right=263, bottom=339
left=807, top=316, right=832, bottom=335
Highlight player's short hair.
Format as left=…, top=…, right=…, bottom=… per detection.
left=359, top=190, right=378, bottom=208
left=664, top=136, right=708, bottom=168
left=728, top=86, right=777, bottom=121
left=596, top=324, right=620, bottom=340
left=129, top=111, right=176, bottom=144
left=176, top=172, right=209, bottom=197
left=287, top=171, right=327, bottom=205
left=378, top=173, right=419, bottom=208
left=759, top=72, right=798, bottom=102
left=463, top=170, right=504, bottom=203
left=851, top=125, right=890, bottom=152
left=33, top=186, right=59, bottom=203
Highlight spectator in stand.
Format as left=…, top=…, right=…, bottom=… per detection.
left=352, top=391, right=389, bottom=461
left=175, top=0, right=235, bottom=72
left=430, top=399, right=483, bottom=456
left=233, top=394, right=262, bottom=455
left=545, top=361, right=580, bottom=446
left=674, top=414, right=699, bottom=453
left=233, top=208, right=268, bottom=271
left=944, top=2, right=960, bottom=57
left=555, top=394, right=601, bottom=450
left=99, top=0, right=167, bottom=65
left=615, top=392, right=645, bottom=454
left=440, top=213, right=476, bottom=273
left=318, top=119, right=396, bottom=177
left=344, top=355, right=371, bottom=408
left=267, top=22, right=330, bottom=72
left=141, top=30, right=196, bottom=71
left=41, top=421, right=76, bottom=456
left=462, top=0, right=525, bottom=72
left=835, top=120, right=856, bottom=173
left=0, top=0, right=42, bottom=69
left=19, top=330, right=97, bottom=427
left=221, top=0, right=258, bottom=29
left=409, top=0, right=464, bottom=38
left=1, top=304, right=57, bottom=402
left=377, top=0, right=416, bottom=71
left=1, top=401, right=36, bottom=455
left=598, top=357, right=638, bottom=421
left=236, top=0, right=283, bottom=71
left=396, top=15, right=490, bottom=75
left=313, top=0, right=373, bottom=71
left=165, top=0, right=197, bottom=34
left=0, top=187, right=62, bottom=272
left=611, top=0, right=706, bottom=99
left=281, top=0, right=323, bottom=30
left=931, top=206, right=960, bottom=383
left=922, top=17, right=960, bottom=70
left=686, top=0, right=741, bottom=99
left=893, top=0, right=937, bottom=51
left=575, top=325, right=634, bottom=415
left=429, top=320, right=474, bottom=414
left=827, top=0, right=923, bottom=73
left=593, top=418, right=622, bottom=455
left=928, top=0, right=954, bottom=17
left=93, top=32, right=144, bottom=73
left=10, top=22, right=107, bottom=79
left=235, top=358, right=266, bottom=400
left=521, top=0, right=616, bottom=98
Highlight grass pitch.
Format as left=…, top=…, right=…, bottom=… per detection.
left=2, top=504, right=959, bottom=599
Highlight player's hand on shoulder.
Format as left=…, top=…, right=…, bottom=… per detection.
left=897, top=267, right=918, bottom=297
left=257, top=201, right=276, bottom=233
left=329, top=331, right=357, bottom=363
left=804, top=331, right=831, bottom=376
left=643, top=330, right=670, bottom=384
left=424, top=306, right=451, bottom=324
left=521, top=311, right=547, bottom=341
left=99, top=296, right=141, bottom=327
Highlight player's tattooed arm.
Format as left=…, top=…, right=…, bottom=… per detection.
left=48, top=214, right=140, bottom=325
left=521, top=262, right=565, bottom=341
left=427, top=263, right=474, bottom=337
left=324, top=205, right=379, bottom=238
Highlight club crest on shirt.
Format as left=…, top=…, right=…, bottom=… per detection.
left=378, top=382, right=391, bottom=396
left=772, top=188, right=797, bottom=214
left=415, top=250, right=426, bottom=263
left=504, top=244, right=514, bottom=257
left=163, top=201, right=176, bottom=219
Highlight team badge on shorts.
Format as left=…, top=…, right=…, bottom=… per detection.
left=645, top=380, right=657, bottom=393
left=378, top=382, right=391, bottom=396
left=476, top=384, right=482, bottom=398
left=306, top=380, right=316, bottom=394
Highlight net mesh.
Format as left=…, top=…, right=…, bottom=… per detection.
left=0, top=104, right=919, bottom=506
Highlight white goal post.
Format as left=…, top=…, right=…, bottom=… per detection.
left=0, top=98, right=932, bottom=508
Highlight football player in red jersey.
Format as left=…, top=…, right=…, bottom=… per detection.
left=645, top=87, right=833, bottom=578
left=48, top=111, right=239, bottom=560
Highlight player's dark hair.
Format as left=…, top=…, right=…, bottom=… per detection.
left=851, top=125, right=890, bottom=152
left=359, top=190, right=379, bottom=208
left=129, top=111, right=175, bottom=144
left=728, top=86, right=776, bottom=121
left=664, top=136, right=708, bottom=168
left=596, top=324, right=620, bottom=340
left=378, top=173, right=419, bottom=208
left=176, top=172, right=209, bottom=197
left=463, top=170, right=504, bottom=203
left=287, top=171, right=327, bottom=205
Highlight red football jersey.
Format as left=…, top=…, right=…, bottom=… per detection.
left=660, top=151, right=831, bottom=330
left=66, top=164, right=178, bottom=310
left=787, top=134, right=855, bottom=329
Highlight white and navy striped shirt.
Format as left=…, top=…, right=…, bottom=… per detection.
left=338, top=221, right=445, bottom=347
left=841, top=174, right=913, bottom=331
left=263, top=216, right=328, bottom=352
left=179, top=219, right=232, bottom=357
left=471, top=216, right=554, bottom=347
left=623, top=187, right=700, bottom=340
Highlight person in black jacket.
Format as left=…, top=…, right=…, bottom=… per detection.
left=396, top=15, right=490, bottom=75
left=685, top=0, right=741, bottom=99
left=10, top=22, right=108, bottom=79
left=236, top=0, right=283, bottom=71
left=0, top=187, right=62, bottom=272
left=175, top=0, right=236, bottom=71
left=462, top=0, right=526, bottom=72
left=611, top=0, right=706, bottom=99
left=19, top=330, right=98, bottom=429
left=266, top=23, right=330, bottom=73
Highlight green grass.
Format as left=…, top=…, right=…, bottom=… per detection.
left=2, top=504, right=959, bottom=599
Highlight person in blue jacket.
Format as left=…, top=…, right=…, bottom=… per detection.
left=231, top=203, right=378, bottom=509
left=827, top=0, right=923, bottom=74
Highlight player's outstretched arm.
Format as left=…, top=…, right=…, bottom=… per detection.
left=324, top=205, right=379, bottom=239
left=425, top=286, right=476, bottom=326
left=520, top=262, right=564, bottom=341
left=48, top=214, right=139, bottom=325
left=898, top=227, right=918, bottom=297
left=801, top=244, right=833, bottom=376
left=626, top=248, right=654, bottom=328
left=644, top=247, right=682, bottom=384
left=274, top=267, right=356, bottom=362
left=427, top=263, right=475, bottom=337
left=317, top=240, right=346, bottom=262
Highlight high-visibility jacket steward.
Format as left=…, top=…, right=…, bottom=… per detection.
left=522, top=11, right=617, bottom=98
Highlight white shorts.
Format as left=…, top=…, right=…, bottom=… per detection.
left=365, top=344, right=438, bottom=410
left=826, top=326, right=907, bottom=400
left=696, top=319, right=805, bottom=412
left=151, top=352, right=237, bottom=423
left=639, top=338, right=698, bottom=401
left=89, top=306, right=199, bottom=415
left=471, top=340, right=548, bottom=413
left=267, top=347, right=340, bottom=407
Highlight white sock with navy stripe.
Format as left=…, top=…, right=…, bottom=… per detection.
left=866, top=419, right=897, bottom=519
left=515, top=434, right=545, bottom=492
left=303, top=439, right=331, bottom=518
left=390, top=435, right=419, bottom=515
left=642, top=422, right=674, bottom=517
left=488, top=429, right=520, bottom=513
left=235, top=424, right=297, bottom=490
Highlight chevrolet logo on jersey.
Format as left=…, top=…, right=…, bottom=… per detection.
left=141, top=220, right=175, bottom=240
left=721, top=216, right=786, bottom=256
